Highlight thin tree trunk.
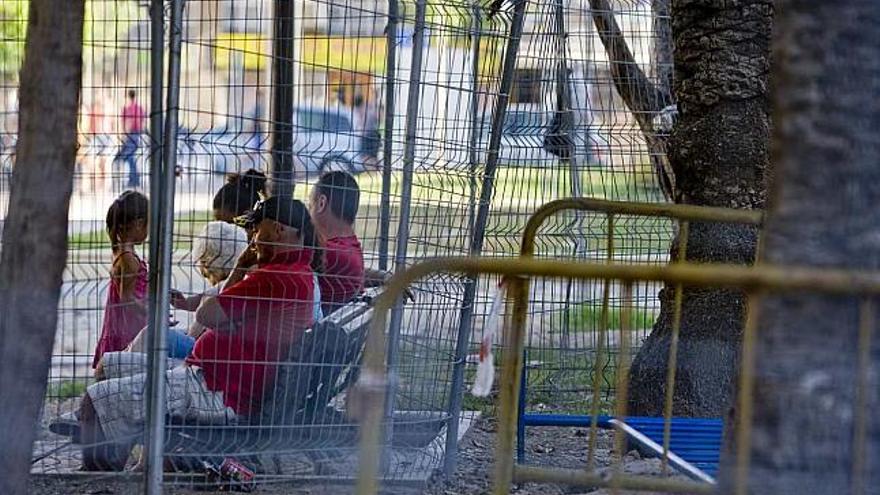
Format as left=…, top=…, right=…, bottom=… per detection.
left=627, top=0, right=772, bottom=417
left=587, top=0, right=676, bottom=200
left=0, top=1, right=85, bottom=493
left=651, top=0, right=672, bottom=94
left=719, top=1, right=880, bottom=492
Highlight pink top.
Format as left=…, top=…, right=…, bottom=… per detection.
left=92, top=251, right=149, bottom=368
left=121, top=102, right=145, bottom=133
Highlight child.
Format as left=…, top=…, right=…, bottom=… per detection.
left=123, top=221, right=248, bottom=360
left=92, top=191, right=149, bottom=368
left=173, top=221, right=249, bottom=341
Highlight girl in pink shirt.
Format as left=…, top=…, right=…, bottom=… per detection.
left=92, top=191, right=149, bottom=368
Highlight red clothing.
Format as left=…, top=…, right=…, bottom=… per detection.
left=121, top=101, right=145, bottom=133
left=187, top=249, right=315, bottom=416
left=93, top=251, right=148, bottom=368
left=318, top=235, right=365, bottom=312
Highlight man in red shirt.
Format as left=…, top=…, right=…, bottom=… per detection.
left=192, top=196, right=316, bottom=414
left=308, top=171, right=366, bottom=315
left=118, top=89, right=146, bottom=187
left=74, top=197, right=316, bottom=470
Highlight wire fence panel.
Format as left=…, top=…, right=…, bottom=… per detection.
left=2, top=0, right=678, bottom=490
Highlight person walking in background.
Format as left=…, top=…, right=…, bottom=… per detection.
left=116, top=90, right=145, bottom=188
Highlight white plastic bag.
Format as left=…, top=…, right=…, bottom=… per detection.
left=471, top=280, right=507, bottom=397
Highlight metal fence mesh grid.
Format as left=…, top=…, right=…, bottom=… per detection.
left=0, top=0, right=677, bottom=487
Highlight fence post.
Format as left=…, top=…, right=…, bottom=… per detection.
left=381, top=0, right=428, bottom=471
left=144, top=0, right=182, bottom=492
left=554, top=0, right=583, bottom=352
left=378, top=0, right=399, bottom=271
left=466, top=2, right=482, bottom=245
left=143, top=0, right=164, bottom=491
left=444, top=0, right=530, bottom=476
left=271, top=0, right=295, bottom=194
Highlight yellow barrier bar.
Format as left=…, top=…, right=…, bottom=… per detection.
left=515, top=199, right=763, bottom=486
left=520, top=198, right=762, bottom=256
left=494, top=275, right=529, bottom=495
left=611, top=281, right=634, bottom=495
left=587, top=213, right=615, bottom=469
left=734, top=290, right=761, bottom=495
left=372, top=258, right=880, bottom=302
left=662, top=220, right=689, bottom=474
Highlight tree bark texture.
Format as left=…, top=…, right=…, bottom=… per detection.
left=718, top=1, right=880, bottom=493
left=0, top=1, right=84, bottom=493
left=627, top=0, right=772, bottom=418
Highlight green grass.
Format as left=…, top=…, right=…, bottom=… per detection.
left=523, top=347, right=620, bottom=415
left=68, top=210, right=212, bottom=251
left=569, top=303, right=658, bottom=332
left=66, top=167, right=666, bottom=268
left=47, top=379, right=90, bottom=400
left=352, top=167, right=660, bottom=207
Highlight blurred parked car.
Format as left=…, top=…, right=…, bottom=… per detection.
left=190, top=104, right=374, bottom=176
left=291, top=104, right=374, bottom=174
left=483, top=104, right=609, bottom=168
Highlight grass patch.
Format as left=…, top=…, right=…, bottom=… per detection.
left=68, top=210, right=212, bottom=251
left=523, top=347, right=620, bottom=415
left=47, top=379, right=90, bottom=400
left=569, top=303, right=658, bottom=332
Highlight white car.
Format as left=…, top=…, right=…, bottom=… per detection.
left=291, top=105, right=374, bottom=175
left=201, top=104, right=375, bottom=176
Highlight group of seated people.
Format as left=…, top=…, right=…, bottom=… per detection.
left=69, top=170, right=389, bottom=471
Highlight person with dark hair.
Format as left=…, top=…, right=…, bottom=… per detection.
left=309, top=172, right=411, bottom=313
left=212, top=168, right=267, bottom=223
left=92, top=191, right=149, bottom=368
left=74, top=197, right=317, bottom=471
left=309, top=171, right=366, bottom=315
left=116, top=90, right=145, bottom=188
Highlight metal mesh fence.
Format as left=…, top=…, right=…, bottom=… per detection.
left=0, top=0, right=676, bottom=488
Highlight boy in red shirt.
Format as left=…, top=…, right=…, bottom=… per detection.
left=74, top=197, right=316, bottom=470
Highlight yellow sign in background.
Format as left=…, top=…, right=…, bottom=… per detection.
left=214, top=34, right=388, bottom=74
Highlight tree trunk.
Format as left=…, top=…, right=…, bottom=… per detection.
left=718, top=1, right=880, bottom=493
left=0, top=1, right=84, bottom=493
left=627, top=0, right=772, bottom=417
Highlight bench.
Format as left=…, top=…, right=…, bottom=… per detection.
left=163, top=288, right=447, bottom=469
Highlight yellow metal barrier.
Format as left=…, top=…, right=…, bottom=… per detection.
left=516, top=198, right=764, bottom=480
left=520, top=200, right=763, bottom=482
left=353, top=255, right=880, bottom=494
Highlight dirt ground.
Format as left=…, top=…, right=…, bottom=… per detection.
left=29, top=416, right=688, bottom=495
